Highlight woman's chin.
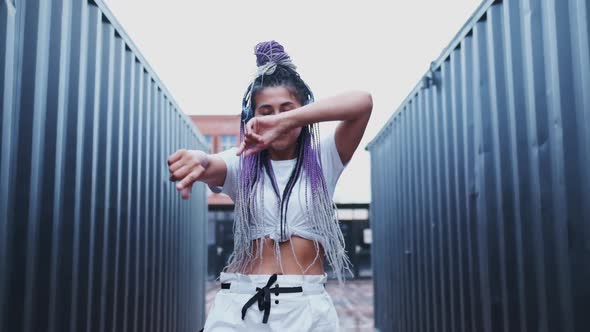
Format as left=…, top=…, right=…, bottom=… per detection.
left=270, top=141, right=288, bottom=151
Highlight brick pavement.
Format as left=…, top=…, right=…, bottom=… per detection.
left=205, top=278, right=375, bottom=331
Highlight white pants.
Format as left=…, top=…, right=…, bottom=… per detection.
left=203, top=272, right=341, bottom=331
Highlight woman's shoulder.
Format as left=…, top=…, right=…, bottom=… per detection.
left=319, top=130, right=345, bottom=171
left=314, top=130, right=346, bottom=198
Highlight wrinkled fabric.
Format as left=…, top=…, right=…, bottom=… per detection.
left=203, top=272, right=340, bottom=331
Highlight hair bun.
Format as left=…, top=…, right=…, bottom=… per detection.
left=254, top=40, right=291, bottom=67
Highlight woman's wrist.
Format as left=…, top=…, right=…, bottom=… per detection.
left=279, top=107, right=307, bottom=129
left=191, top=150, right=210, bottom=169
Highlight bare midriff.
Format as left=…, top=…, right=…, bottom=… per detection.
left=241, top=235, right=325, bottom=275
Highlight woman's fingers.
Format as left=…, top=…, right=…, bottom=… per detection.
left=236, top=140, right=267, bottom=157
left=171, top=164, right=191, bottom=182
left=237, top=117, right=273, bottom=156
left=245, top=118, right=256, bottom=135
left=245, top=131, right=263, bottom=143
left=169, top=159, right=185, bottom=174
left=236, top=141, right=247, bottom=156
left=167, top=149, right=208, bottom=200
left=243, top=135, right=263, bottom=149
left=243, top=143, right=266, bottom=157
left=177, top=168, right=203, bottom=190
left=169, top=149, right=206, bottom=175
left=167, top=149, right=185, bottom=166
left=236, top=122, right=266, bottom=156
left=168, top=150, right=190, bottom=173
left=180, top=184, right=192, bottom=200
left=236, top=136, right=261, bottom=156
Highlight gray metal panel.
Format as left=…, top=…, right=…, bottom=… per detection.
left=0, top=0, right=208, bottom=331
left=367, top=0, right=590, bottom=331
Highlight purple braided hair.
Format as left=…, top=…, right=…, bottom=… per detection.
left=225, top=41, right=353, bottom=285
left=254, top=41, right=292, bottom=67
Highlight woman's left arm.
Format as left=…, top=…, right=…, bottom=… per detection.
left=239, top=90, right=373, bottom=163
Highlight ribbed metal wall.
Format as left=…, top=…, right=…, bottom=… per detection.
left=367, top=0, right=590, bottom=331
left=0, top=1, right=208, bottom=332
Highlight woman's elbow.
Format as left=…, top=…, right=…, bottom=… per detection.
left=358, top=90, right=373, bottom=115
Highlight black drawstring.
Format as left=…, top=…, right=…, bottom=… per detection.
left=241, top=273, right=278, bottom=323
left=216, top=273, right=305, bottom=326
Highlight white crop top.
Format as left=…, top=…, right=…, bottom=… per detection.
left=209, top=131, right=347, bottom=244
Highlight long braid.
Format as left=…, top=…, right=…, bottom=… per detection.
left=225, top=40, right=353, bottom=285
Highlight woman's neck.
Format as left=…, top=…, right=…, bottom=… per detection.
left=268, top=145, right=297, bottom=161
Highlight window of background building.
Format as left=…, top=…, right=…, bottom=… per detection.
left=220, top=135, right=236, bottom=151
left=203, top=135, right=212, bottom=153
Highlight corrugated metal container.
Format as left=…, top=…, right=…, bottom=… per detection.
left=0, top=1, right=208, bottom=331
left=367, top=0, right=590, bottom=331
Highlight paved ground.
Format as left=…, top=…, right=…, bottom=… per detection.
left=205, top=278, right=374, bottom=331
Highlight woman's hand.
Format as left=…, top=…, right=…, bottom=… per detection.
left=236, top=114, right=293, bottom=157
left=167, top=149, right=210, bottom=200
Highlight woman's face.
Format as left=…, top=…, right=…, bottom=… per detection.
left=253, top=86, right=302, bottom=153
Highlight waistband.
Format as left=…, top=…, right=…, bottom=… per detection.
left=219, top=272, right=327, bottom=295
left=248, top=228, right=326, bottom=246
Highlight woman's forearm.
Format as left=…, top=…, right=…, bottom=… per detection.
left=281, top=90, right=373, bottom=129
left=238, top=90, right=372, bottom=158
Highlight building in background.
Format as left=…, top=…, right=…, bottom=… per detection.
left=206, top=203, right=371, bottom=281
left=190, top=115, right=240, bottom=205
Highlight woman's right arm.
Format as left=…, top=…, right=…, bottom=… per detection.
left=167, top=149, right=228, bottom=199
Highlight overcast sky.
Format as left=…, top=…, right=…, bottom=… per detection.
left=105, top=0, right=481, bottom=203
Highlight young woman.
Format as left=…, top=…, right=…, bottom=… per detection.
left=167, top=41, right=372, bottom=331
